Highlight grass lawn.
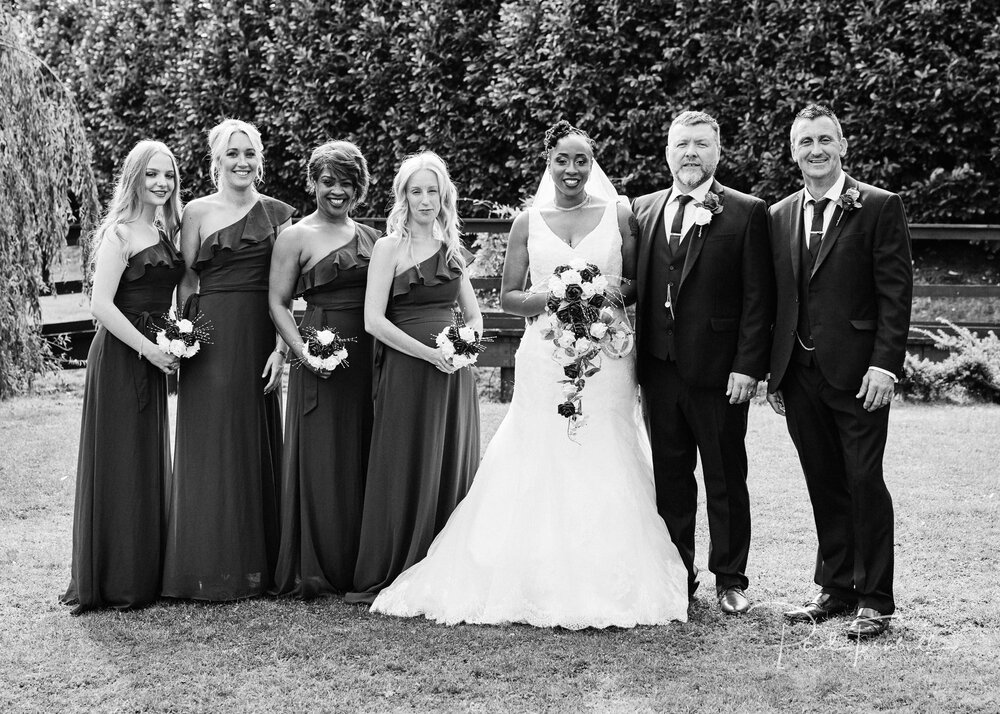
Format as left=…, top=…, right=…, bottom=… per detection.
left=2, top=372, right=999, bottom=712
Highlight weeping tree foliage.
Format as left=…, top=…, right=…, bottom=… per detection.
left=0, top=8, right=99, bottom=399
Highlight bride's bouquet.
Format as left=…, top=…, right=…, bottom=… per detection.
left=435, top=308, right=492, bottom=369
left=299, top=325, right=354, bottom=372
left=536, top=258, right=634, bottom=437
left=155, top=307, right=212, bottom=358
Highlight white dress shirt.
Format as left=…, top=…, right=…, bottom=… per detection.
left=664, top=177, right=714, bottom=245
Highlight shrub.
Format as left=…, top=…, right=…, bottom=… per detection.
left=902, top=320, right=1000, bottom=403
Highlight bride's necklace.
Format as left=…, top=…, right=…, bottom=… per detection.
left=551, top=194, right=591, bottom=212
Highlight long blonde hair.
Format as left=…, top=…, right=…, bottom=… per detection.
left=385, top=151, right=463, bottom=265
left=208, top=118, right=265, bottom=188
left=90, top=140, right=182, bottom=268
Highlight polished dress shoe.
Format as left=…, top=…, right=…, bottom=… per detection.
left=846, top=608, right=891, bottom=640
left=784, top=593, right=855, bottom=623
left=718, top=586, right=750, bottom=614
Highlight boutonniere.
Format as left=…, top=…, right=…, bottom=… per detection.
left=835, top=187, right=861, bottom=225
left=691, top=191, right=724, bottom=229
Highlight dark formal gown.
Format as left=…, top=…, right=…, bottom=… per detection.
left=345, top=246, right=480, bottom=605
left=61, top=235, right=185, bottom=614
left=163, top=196, right=294, bottom=601
left=272, top=224, right=380, bottom=598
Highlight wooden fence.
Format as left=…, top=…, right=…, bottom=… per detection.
left=43, top=221, right=999, bottom=401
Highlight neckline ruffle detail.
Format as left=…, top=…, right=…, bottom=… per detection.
left=296, top=224, right=380, bottom=296
left=123, top=237, right=184, bottom=282
left=194, top=195, right=296, bottom=269
left=391, top=245, right=465, bottom=298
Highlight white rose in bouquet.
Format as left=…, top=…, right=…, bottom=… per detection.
left=590, top=322, right=609, bottom=339
left=547, top=275, right=566, bottom=298
left=561, top=382, right=579, bottom=399
left=573, top=337, right=593, bottom=355
left=592, top=275, right=609, bottom=293
left=169, top=340, right=187, bottom=358
left=458, top=326, right=477, bottom=343
left=569, top=257, right=588, bottom=271
left=335, top=348, right=348, bottom=361
left=176, top=319, right=193, bottom=334
left=452, top=353, right=477, bottom=369
left=581, top=282, right=597, bottom=299
left=560, top=269, right=582, bottom=287
left=556, top=331, right=577, bottom=349
left=315, top=329, right=336, bottom=346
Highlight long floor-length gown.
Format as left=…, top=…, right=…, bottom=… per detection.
left=61, top=235, right=185, bottom=614
left=371, top=203, right=690, bottom=628
left=344, top=245, right=480, bottom=605
left=163, top=196, right=294, bottom=600
left=272, top=224, right=380, bottom=598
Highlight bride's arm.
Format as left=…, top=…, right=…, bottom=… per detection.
left=616, top=202, right=638, bottom=307
left=499, top=212, right=547, bottom=318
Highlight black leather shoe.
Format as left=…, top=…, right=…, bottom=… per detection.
left=784, top=593, right=856, bottom=623
left=718, top=586, right=750, bottom=614
left=846, top=608, right=891, bottom=640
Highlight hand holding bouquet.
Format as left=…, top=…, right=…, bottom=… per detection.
left=299, top=326, right=354, bottom=375
left=435, top=308, right=492, bottom=370
left=155, top=307, right=212, bottom=358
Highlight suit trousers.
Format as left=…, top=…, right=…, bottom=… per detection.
left=781, top=353, right=895, bottom=614
left=641, top=353, right=751, bottom=593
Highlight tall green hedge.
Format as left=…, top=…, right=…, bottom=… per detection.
left=19, top=0, right=1000, bottom=219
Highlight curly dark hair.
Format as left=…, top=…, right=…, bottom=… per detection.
left=543, top=120, right=597, bottom=155
left=306, top=140, right=370, bottom=208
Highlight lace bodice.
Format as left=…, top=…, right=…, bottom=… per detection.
left=527, top=201, right=622, bottom=288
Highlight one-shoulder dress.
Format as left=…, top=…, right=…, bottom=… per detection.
left=345, top=246, right=480, bottom=605
left=163, top=196, right=295, bottom=600
left=272, top=223, right=380, bottom=598
left=61, top=236, right=185, bottom=614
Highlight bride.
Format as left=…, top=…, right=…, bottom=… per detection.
left=370, top=121, right=689, bottom=628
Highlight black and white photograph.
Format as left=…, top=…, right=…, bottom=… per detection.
left=2, top=0, right=998, bottom=711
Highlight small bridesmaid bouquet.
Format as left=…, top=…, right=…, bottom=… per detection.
left=435, top=308, right=491, bottom=369
left=155, top=307, right=212, bottom=358
left=299, top=326, right=354, bottom=372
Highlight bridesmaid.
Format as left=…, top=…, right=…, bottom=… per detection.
left=345, top=151, right=481, bottom=605
left=163, top=119, right=294, bottom=601
left=269, top=141, right=380, bottom=598
left=61, top=140, right=185, bottom=614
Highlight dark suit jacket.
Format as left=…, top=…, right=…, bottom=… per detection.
left=768, top=174, right=913, bottom=392
left=632, top=180, right=774, bottom=389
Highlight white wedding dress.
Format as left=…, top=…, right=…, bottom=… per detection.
left=370, top=202, right=689, bottom=628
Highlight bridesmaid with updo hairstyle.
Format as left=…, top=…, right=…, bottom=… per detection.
left=163, top=118, right=294, bottom=601
left=61, top=140, right=185, bottom=614
left=345, top=150, right=481, bottom=605
left=269, top=140, right=381, bottom=598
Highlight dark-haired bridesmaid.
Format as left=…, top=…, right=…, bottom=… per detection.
left=269, top=141, right=381, bottom=598
left=61, top=140, right=185, bottom=614
left=163, top=119, right=294, bottom=601
left=345, top=151, right=481, bottom=605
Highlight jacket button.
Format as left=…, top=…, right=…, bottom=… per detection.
left=668, top=265, right=676, bottom=271
left=667, top=330, right=673, bottom=336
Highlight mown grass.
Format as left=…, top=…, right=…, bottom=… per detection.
left=2, top=372, right=999, bottom=712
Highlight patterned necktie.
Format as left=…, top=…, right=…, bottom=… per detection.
left=808, top=197, right=830, bottom=264
left=669, top=194, right=693, bottom=253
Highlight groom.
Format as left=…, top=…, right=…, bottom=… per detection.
left=632, top=111, right=774, bottom=614
left=767, top=104, right=912, bottom=639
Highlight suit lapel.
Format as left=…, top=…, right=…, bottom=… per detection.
left=677, top=181, right=724, bottom=300
left=789, top=191, right=804, bottom=285
left=811, top=174, right=858, bottom=278
left=636, top=189, right=670, bottom=307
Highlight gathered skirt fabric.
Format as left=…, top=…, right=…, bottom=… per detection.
left=163, top=290, right=282, bottom=600
left=62, top=325, right=171, bottom=614
left=273, top=307, right=373, bottom=597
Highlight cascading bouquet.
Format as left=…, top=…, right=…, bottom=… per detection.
left=299, top=326, right=354, bottom=373
left=155, top=307, right=212, bottom=358
left=435, top=308, right=492, bottom=369
left=536, top=258, right=634, bottom=437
